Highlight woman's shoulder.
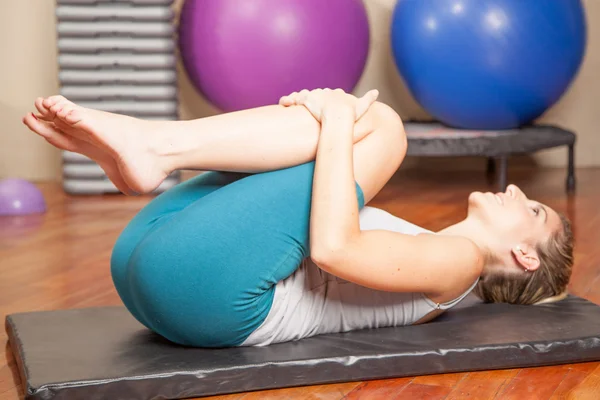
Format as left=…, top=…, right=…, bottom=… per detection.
left=423, top=236, right=483, bottom=305
left=358, top=206, right=483, bottom=303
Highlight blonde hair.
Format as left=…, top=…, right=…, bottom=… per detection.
left=473, top=213, right=574, bottom=305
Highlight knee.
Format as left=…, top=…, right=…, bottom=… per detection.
left=370, top=102, right=407, bottom=166
left=354, top=101, right=406, bottom=152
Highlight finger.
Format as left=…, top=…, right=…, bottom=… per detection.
left=297, top=89, right=310, bottom=104
left=282, top=96, right=297, bottom=106
left=364, top=89, right=380, bottom=102
left=356, top=90, right=380, bottom=120
left=302, top=100, right=321, bottom=121
left=279, top=92, right=298, bottom=106
left=360, top=89, right=380, bottom=110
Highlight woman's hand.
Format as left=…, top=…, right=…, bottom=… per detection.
left=279, top=88, right=379, bottom=123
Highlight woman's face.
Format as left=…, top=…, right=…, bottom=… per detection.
left=467, top=184, right=561, bottom=249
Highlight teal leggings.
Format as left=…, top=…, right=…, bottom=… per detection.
left=110, top=162, right=365, bottom=348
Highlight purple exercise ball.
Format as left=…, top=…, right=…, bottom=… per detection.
left=0, top=178, right=46, bottom=216
left=178, top=0, right=370, bottom=112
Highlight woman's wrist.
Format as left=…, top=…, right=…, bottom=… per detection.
left=322, top=104, right=356, bottom=125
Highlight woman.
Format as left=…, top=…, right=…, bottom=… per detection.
left=22, top=89, right=573, bottom=348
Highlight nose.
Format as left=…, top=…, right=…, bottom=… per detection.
left=506, top=184, right=525, bottom=200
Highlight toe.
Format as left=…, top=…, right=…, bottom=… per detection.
left=35, top=97, right=53, bottom=121
left=23, top=113, right=49, bottom=138
left=57, top=103, right=75, bottom=119
left=44, top=129, right=79, bottom=152
left=50, top=99, right=71, bottom=118
left=43, top=95, right=66, bottom=109
left=64, top=108, right=84, bottom=125
left=23, top=112, right=79, bottom=152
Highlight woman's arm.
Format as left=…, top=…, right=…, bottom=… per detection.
left=313, top=229, right=483, bottom=297
left=309, top=102, right=361, bottom=253
left=306, top=90, right=483, bottom=298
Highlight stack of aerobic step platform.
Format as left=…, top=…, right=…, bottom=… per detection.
left=56, top=0, right=180, bottom=194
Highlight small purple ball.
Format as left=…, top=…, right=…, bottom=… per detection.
left=0, top=178, right=47, bottom=216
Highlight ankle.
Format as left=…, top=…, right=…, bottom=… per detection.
left=144, top=120, right=179, bottom=173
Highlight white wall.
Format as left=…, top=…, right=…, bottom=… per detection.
left=1, top=0, right=598, bottom=180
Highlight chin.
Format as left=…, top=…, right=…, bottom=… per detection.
left=466, top=192, right=493, bottom=222
left=467, top=191, right=485, bottom=209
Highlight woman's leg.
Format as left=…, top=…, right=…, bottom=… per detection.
left=114, top=108, right=405, bottom=347
left=111, top=171, right=248, bottom=327
left=24, top=97, right=384, bottom=194
left=151, top=105, right=379, bottom=173
left=124, top=162, right=358, bottom=347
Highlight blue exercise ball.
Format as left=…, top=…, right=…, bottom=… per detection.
left=391, top=0, right=587, bottom=129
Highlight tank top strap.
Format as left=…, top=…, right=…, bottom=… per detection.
left=422, top=277, right=480, bottom=311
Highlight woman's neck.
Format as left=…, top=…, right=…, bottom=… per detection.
left=437, top=218, right=496, bottom=276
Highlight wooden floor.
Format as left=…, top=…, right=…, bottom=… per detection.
left=2, top=167, right=600, bottom=400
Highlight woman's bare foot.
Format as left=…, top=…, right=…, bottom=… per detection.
left=22, top=113, right=136, bottom=195
left=27, top=96, right=169, bottom=194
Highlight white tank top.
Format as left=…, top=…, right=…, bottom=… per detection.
left=241, top=206, right=479, bottom=347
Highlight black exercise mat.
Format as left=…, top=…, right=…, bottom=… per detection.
left=6, top=294, right=600, bottom=400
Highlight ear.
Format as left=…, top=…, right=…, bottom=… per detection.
left=511, top=244, right=540, bottom=272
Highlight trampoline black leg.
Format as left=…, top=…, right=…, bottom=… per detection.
left=486, top=157, right=496, bottom=185
left=498, top=156, right=508, bottom=192
left=567, top=144, right=576, bottom=193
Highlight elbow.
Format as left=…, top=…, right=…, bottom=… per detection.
left=310, top=242, right=345, bottom=270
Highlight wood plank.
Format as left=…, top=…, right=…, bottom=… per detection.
left=394, top=382, right=451, bottom=400
left=343, top=377, right=413, bottom=399
left=235, top=382, right=361, bottom=400
left=302, top=382, right=363, bottom=400
left=199, top=392, right=247, bottom=400
left=495, top=366, right=569, bottom=400
left=0, top=364, right=18, bottom=396
left=560, top=362, right=600, bottom=374
left=412, top=372, right=466, bottom=388
left=549, top=363, right=600, bottom=400
left=563, top=363, right=600, bottom=400
left=0, top=387, right=23, bottom=400
left=0, top=342, right=23, bottom=400
left=446, top=369, right=520, bottom=400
